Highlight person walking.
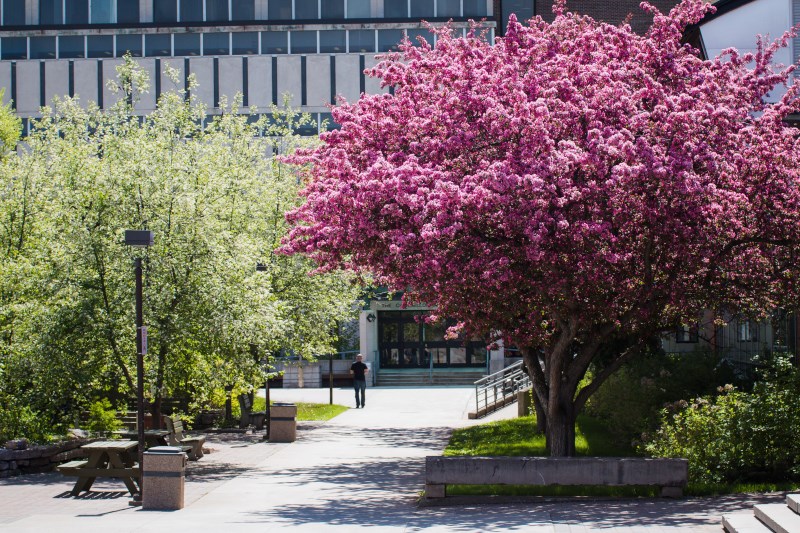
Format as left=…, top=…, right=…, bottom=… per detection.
left=350, top=354, right=369, bottom=408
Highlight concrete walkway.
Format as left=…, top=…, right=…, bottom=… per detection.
left=0, top=386, right=788, bottom=532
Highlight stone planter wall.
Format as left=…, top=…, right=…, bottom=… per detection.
left=0, top=439, right=93, bottom=478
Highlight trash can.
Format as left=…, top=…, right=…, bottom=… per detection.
left=142, top=446, right=186, bottom=510
left=269, top=403, right=297, bottom=443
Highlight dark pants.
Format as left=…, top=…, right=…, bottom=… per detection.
left=353, top=379, right=366, bottom=407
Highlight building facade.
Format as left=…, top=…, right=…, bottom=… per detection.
left=0, top=0, right=503, bottom=135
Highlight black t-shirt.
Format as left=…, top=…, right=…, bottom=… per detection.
left=351, top=361, right=368, bottom=380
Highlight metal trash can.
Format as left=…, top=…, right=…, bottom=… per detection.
left=142, top=446, right=186, bottom=510
left=269, top=403, right=297, bottom=443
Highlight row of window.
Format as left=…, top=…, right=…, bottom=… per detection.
left=19, top=111, right=339, bottom=137
left=1, top=0, right=492, bottom=26
left=0, top=28, right=459, bottom=59
left=675, top=320, right=760, bottom=343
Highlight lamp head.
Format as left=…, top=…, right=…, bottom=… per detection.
left=124, top=230, right=154, bottom=248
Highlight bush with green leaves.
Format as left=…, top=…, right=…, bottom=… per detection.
left=85, top=399, right=122, bottom=434
left=0, top=393, right=52, bottom=443
left=585, top=347, right=740, bottom=448
left=642, top=357, right=800, bottom=483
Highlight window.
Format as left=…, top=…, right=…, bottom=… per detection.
left=65, top=0, right=89, bottom=23
left=206, top=0, right=229, bottom=21
left=116, top=34, right=142, bottom=56
left=295, top=0, right=317, bottom=18
left=290, top=31, right=316, bottom=53
left=117, top=0, right=140, bottom=23
left=174, top=33, right=200, bottom=55
left=203, top=32, right=229, bottom=55
left=30, top=37, right=57, bottom=59
left=91, top=0, right=115, bottom=23
left=384, top=0, right=406, bottom=17
left=319, top=30, right=345, bottom=53
left=676, top=324, right=699, bottom=343
left=463, top=0, right=488, bottom=17
left=87, top=35, right=113, bottom=57
left=2, top=0, right=25, bottom=25
left=1, top=37, right=26, bottom=58
left=153, top=0, right=177, bottom=22
left=406, top=28, right=433, bottom=47
left=321, top=0, right=344, bottom=19
left=145, top=33, right=171, bottom=56
left=348, top=29, right=374, bottom=52
left=232, top=0, right=254, bottom=20
left=738, top=320, right=758, bottom=342
left=410, top=0, right=434, bottom=18
left=59, top=36, right=85, bottom=57
left=319, top=112, right=340, bottom=130
left=346, top=0, right=370, bottom=18
left=261, top=31, right=287, bottom=53
left=437, top=0, right=459, bottom=17
left=268, top=0, right=291, bottom=20
left=232, top=32, right=258, bottom=54
left=179, top=0, right=202, bottom=21
left=40, top=0, right=64, bottom=24
left=378, top=29, right=403, bottom=52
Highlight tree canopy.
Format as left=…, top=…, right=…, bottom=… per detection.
left=283, top=0, right=800, bottom=455
left=1, top=58, right=360, bottom=437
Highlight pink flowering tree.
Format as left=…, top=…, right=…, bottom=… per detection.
left=282, top=0, right=800, bottom=456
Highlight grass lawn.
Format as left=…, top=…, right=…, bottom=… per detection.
left=443, top=415, right=800, bottom=497
left=445, top=415, right=633, bottom=457
left=251, top=398, right=347, bottom=421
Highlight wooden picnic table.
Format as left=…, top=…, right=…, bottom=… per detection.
left=113, top=429, right=170, bottom=448
left=58, top=440, right=140, bottom=496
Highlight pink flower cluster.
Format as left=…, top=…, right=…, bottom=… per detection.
left=283, top=0, right=800, bottom=348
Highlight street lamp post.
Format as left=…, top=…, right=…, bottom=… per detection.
left=256, top=263, right=270, bottom=440
left=125, top=230, right=153, bottom=505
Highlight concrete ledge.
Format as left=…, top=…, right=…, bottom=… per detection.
left=424, top=456, right=688, bottom=499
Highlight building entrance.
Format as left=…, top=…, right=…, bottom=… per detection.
left=377, top=311, right=487, bottom=369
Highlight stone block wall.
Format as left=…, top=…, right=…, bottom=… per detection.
left=0, top=440, right=92, bottom=478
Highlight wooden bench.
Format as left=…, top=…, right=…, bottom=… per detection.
left=425, top=456, right=689, bottom=499
left=238, top=394, right=266, bottom=430
left=56, top=460, right=89, bottom=476
left=164, top=416, right=205, bottom=461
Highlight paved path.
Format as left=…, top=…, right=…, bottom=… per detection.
left=0, top=386, right=788, bottom=532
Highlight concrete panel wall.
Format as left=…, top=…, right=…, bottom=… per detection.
left=73, top=60, right=98, bottom=107
left=363, top=56, right=386, bottom=95
left=160, top=59, right=185, bottom=97
left=305, top=55, right=331, bottom=109
left=135, top=59, right=158, bottom=113
left=44, top=61, right=69, bottom=107
left=276, top=55, right=301, bottom=108
left=334, top=54, right=360, bottom=104
left=219, top=56, right=243, bottom=107
left=247, top=55, right=272, bottom=110
left=189, top=57, right=214, bottom=109
left=0, top=63, right=11, bottom=105
left=102, top=59, right=124, bottom=109
left=15, top=62, right=41, bottom=115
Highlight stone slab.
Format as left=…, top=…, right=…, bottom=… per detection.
left=754, top=503, right=800, bottom=533
left=722, top=513, right=772, bottom=533
left=425, top=456, right=688, bottom=488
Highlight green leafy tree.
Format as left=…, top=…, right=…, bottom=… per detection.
left=0, top=58, right=359, bottom=437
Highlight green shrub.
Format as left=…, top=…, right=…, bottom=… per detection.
left=585, top=347, right=742, bottom=448
left=642, top=358, right=800, bottom=484
left=0, top=394, right=52, bottom=443
left=85, top=399, right=122, bottom=434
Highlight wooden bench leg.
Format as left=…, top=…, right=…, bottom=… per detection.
left=425, top=484, right=446, bottom=498
left=71, top=476, right=96, bottom=496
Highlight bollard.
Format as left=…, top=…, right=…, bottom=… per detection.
left=269, top=403, right=297, bottom=442
left=142, top=446, right=186, bottom=510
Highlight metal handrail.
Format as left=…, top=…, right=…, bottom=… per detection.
left=473, top=360, right=531, bottom=418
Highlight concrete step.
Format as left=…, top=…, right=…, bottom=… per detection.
left=787, top=494, right=800, bottom=514
left=722, top=513, right=773, bottom=533
left=754, top=503, right=800, bottom=533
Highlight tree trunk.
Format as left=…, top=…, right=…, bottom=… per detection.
left=532, top=391, right=547, bottom=434
left=546, top=394, right=577, bottom=457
